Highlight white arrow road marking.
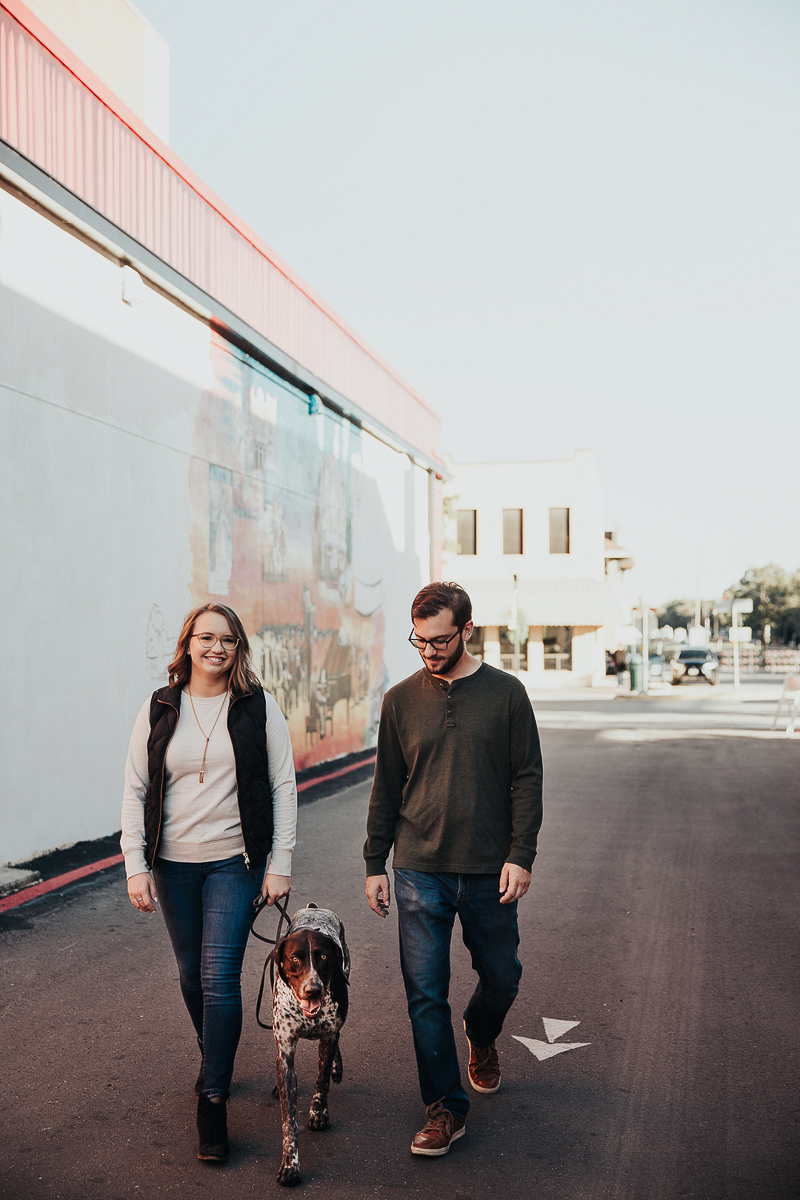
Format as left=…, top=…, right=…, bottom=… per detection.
left=513, top=1035, right=592, bottom=1062
left=542, top=1018, right=581, bottom=1044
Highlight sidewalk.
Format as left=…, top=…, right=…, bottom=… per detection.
left=524, top=673, right=797, bottom=735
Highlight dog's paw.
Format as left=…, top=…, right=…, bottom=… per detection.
left=307, top=1107, right=330, bottom=1131
left=277, top=1157, right=302, bottom=1187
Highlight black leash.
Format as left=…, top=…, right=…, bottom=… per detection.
left=250, top=894, right=291, bottom=1030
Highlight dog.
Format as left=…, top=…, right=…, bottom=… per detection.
left=272, top=903, right=350, bottom=1187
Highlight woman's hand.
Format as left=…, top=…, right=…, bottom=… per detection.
left=262, top=873, right=291, bottom=905
left=127, top=872, right=157, bottom=913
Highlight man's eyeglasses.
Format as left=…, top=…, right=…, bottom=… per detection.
left=408, top=629, right=462, bottom=652
left=192, top=633, right=239, bottom=651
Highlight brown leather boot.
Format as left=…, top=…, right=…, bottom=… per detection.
left=410, top=1101, right=466, bottom=1156
left=466, top=1034, right=501, bottom=1093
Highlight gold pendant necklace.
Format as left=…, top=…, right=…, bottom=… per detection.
left=187, top=689, right=229, bottom=783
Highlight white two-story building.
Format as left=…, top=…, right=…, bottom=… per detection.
left=443, top=451, right=631, bottom=687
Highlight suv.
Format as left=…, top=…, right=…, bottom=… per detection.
left=671, top=648, right=719, bottom=686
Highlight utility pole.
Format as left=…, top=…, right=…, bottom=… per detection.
left=640, top=596, right=649, bottom=695
left=511, top=574, right=520, bottom=677
left=732, top=606, right=740, bottom=693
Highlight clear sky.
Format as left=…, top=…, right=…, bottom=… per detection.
left=136, top=0, right=800, bottom=607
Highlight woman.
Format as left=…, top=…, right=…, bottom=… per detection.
left=121, top=603, right=297, bottom=1163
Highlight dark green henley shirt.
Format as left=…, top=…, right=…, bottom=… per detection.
left=363, top=662, right=543, bottom=876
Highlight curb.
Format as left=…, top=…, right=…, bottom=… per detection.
left=0, top=854, right=124, bottom=914
left=0, top=866, right=42, bottom=899
left=297, top=752, right=375, bottom=800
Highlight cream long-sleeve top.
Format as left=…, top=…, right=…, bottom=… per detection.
left=121, top=689, right=297, bottom=879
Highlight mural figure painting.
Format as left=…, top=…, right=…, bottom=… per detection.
left=186, top=337, right=421, bottom=768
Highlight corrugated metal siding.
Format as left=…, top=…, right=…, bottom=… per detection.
left=0, top=4, right=441, bottom=461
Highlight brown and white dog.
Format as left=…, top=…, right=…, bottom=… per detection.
left=272, top=904, right=350, bottom=1187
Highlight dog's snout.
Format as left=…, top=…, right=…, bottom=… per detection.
left=302, top=972, right=323, bottom=998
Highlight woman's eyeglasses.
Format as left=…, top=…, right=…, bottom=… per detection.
left=191, top=633, right=239, bottom=651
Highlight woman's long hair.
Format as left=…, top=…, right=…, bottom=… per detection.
left=166, top=604, right=262, bottom=697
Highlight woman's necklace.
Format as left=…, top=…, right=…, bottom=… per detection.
left=187, top=688, right=229, bottom=783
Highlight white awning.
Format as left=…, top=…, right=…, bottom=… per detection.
left=466, top=577, right=625, bottom=629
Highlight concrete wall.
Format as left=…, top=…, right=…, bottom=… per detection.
left=0, top=186, right=430, bottom=863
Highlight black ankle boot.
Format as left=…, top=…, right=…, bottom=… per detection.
left=196, top=1095, right=229, bottom=1162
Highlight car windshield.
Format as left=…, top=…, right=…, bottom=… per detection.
left=678, top=650, right=711, bottom=660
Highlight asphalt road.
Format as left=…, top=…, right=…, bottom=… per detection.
left=2, top=698, right=799, bottom=1199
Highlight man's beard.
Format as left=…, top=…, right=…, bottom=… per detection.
left=422, top=636, right=465, bottom=677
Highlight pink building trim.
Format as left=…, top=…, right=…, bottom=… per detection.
left=0, top=0, right=442, bottom=462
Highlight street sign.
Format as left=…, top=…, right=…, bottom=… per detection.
left=729, top=626, right=753, bottom=642
left=732, top=598, right=754, bottom=614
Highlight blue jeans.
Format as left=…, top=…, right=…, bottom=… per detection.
left=394, top=869, right=523, bottom=1122
left=153, top=855, right=263, bottom=1099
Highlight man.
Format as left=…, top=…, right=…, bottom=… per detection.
left=364, top=581, right=543, bottom=1157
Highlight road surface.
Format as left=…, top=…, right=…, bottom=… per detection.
left=2, top=682, right=798, bottom=1199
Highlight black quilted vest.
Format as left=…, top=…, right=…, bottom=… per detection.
left=143, top=683, right=273, bottom=870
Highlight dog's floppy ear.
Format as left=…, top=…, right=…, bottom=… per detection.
left=328, top=931, right=350, bottom=1021
left=274, top=937, right=291, bottom=985
left=337, top=920, right=351, bottom=983
left=331, top=962, right=349, bottom=1022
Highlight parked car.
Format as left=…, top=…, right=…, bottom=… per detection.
left=671, top=648, right=719, bottom=686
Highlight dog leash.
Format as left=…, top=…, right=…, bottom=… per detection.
left=250, top=894, right=291, bottom=1030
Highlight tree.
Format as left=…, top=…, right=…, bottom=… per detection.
left=728, top=564, right=800, bottom=645
left=657, top=598, right=695, bottom=631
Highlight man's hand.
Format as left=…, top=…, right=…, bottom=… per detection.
left=366, top=874, right=391, bottom=918
left=262, top=873, right=291, bottom=905
left=499, top=863, right=531, bottom=903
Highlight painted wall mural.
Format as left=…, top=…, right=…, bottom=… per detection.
left=189, top=334, right=426, bottom=770
left=0, top=180, right=435, bottom=865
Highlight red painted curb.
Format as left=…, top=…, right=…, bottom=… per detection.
left=0, top=854, right=124, bottom=913
left=297, top=754, right=376, bottom=793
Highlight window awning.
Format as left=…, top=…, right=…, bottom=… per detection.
left=466, top=577, right=625, bottom=629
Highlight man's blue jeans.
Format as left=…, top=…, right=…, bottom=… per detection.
left=394, top=869, right=523, bottom=1122
left=153, top=855, right=262, bottom=1099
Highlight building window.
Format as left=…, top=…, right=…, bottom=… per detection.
left=503, top=508, right=523, bottom=555
left=253, top=440, right=268, bottom=472
left=457, top=509, right=477, bottom=555
left=543, top=626, right=572, bottom=670
left=549, top=507, right=570, bottom=554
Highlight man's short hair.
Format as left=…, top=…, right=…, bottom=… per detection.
left=411, top=582, right=472, bottom=628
